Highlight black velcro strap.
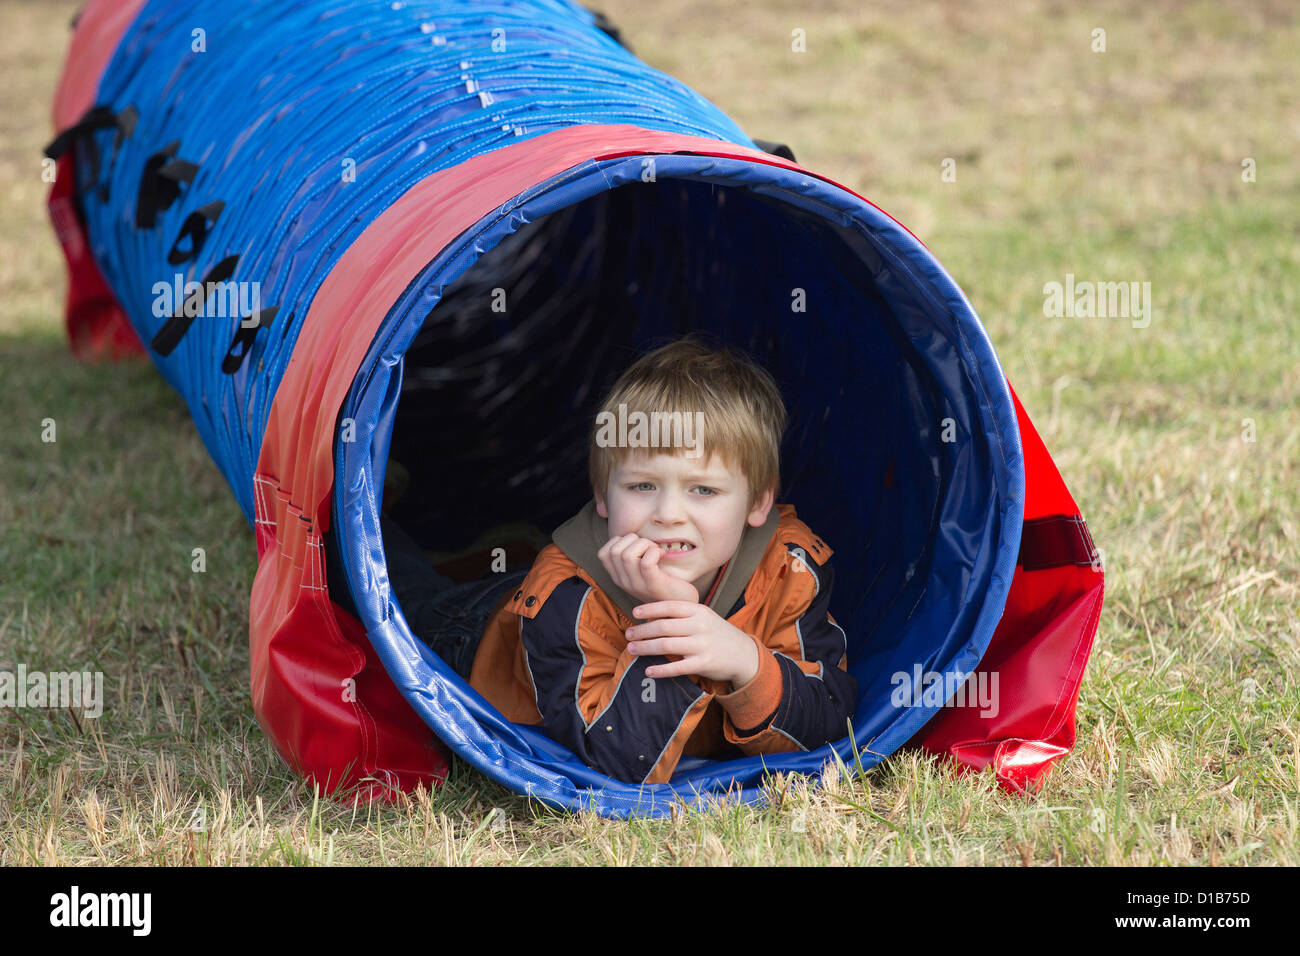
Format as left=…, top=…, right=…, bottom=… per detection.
left=149, top=254, right=241, bottom=356
left=587, top=8, right=632, bottom=51
left=112, top=105, right=139, bottom=150
left=167, top=200, right=226, bottom=265
left=753, top=139, right=796, bottom=162
left=98, top=105, right=137, bottom=202
left=1018, top=514, right=1099, bottom=571
left=158, top=157, right=200, bottom=185
left=43, top=104, right=137, bottom=201
left=42, top=106, right=118, bottom=161
left=136, top=141, right=199, bottom=228
left=222, top=305, right=279, bottom=374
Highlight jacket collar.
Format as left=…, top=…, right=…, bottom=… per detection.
left=551, top=499, right=780, bottom=621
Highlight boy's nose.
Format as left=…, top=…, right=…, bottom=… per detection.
left=652, top=490, right=687, bottom=525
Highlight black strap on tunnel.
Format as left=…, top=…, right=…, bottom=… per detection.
left=752, top=138, right=797, bottom=162
left=136, top=140, right=200, bottom=228
left=1017, top=514, right=1099, bottom=571
left=168, top=200, right=226, bottom=265
left=583, top=7, right=632, bottom=52
left=149, top=254, right=240, bottom=357
left=221, top=305, right=279, bottom=374
left=43, top=104, right=138, bottom=202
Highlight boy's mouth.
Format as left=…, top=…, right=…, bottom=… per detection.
left=653, top=539, right=696, bottom=554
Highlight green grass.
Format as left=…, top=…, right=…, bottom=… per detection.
left=1, top=0, right=1297, bottom=864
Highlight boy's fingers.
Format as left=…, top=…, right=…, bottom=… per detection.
left=618, top=537, right=650, bottom=563
left=645, top=659, right=695, bottom=679
left=642, top=561, right=671, bottom=584
left=627, top=637, right=683, bottom=656
left=642, top=564, right=676, bottom=591
left=622, top=547, right=652, bottom=577
left=632, top=600, right=696, bottom=618
left=612, top=533, right=642, bottom=555
left=626, top=618, right=691, bottom=639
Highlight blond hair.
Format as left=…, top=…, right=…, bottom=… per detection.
left=588, top=336, right=786, bottom=510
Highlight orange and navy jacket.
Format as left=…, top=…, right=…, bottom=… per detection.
left=469, top=500, right=857, bottom=784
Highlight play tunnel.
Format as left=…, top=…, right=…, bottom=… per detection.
left=46, top=0, right=1104, bottom=817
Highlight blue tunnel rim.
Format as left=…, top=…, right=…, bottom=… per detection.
left=332, top=149, right=1026, bottom=818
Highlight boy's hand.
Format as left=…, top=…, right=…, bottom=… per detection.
left=597, top=533, right=700, bottom=606
left=624, top=601, right=761, bottom=688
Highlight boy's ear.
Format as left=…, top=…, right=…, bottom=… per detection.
left=747, top=484, right=775, bottom=527
left=595, top=491, right=608, bottom=519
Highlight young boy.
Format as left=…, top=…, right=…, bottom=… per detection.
left=463, top=336, right=858, bottom=784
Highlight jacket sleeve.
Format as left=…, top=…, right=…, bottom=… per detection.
left=715, top=550, right=858, bottom=754
left=518, top=577, right=713, bottom=785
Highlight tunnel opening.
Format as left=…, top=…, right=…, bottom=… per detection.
left=327, top=154, right=1016, bottom=787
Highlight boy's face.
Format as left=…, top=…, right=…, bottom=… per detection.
left=594, top=449, right=774, bottom=599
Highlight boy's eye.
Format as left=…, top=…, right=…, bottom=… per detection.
left=627, top=482, right=716, bottom=495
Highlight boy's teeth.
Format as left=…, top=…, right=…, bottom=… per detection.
left=663, top=542, right=693, bottom=551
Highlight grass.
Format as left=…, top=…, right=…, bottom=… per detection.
left=1, top=0, right=1297, bottom=865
